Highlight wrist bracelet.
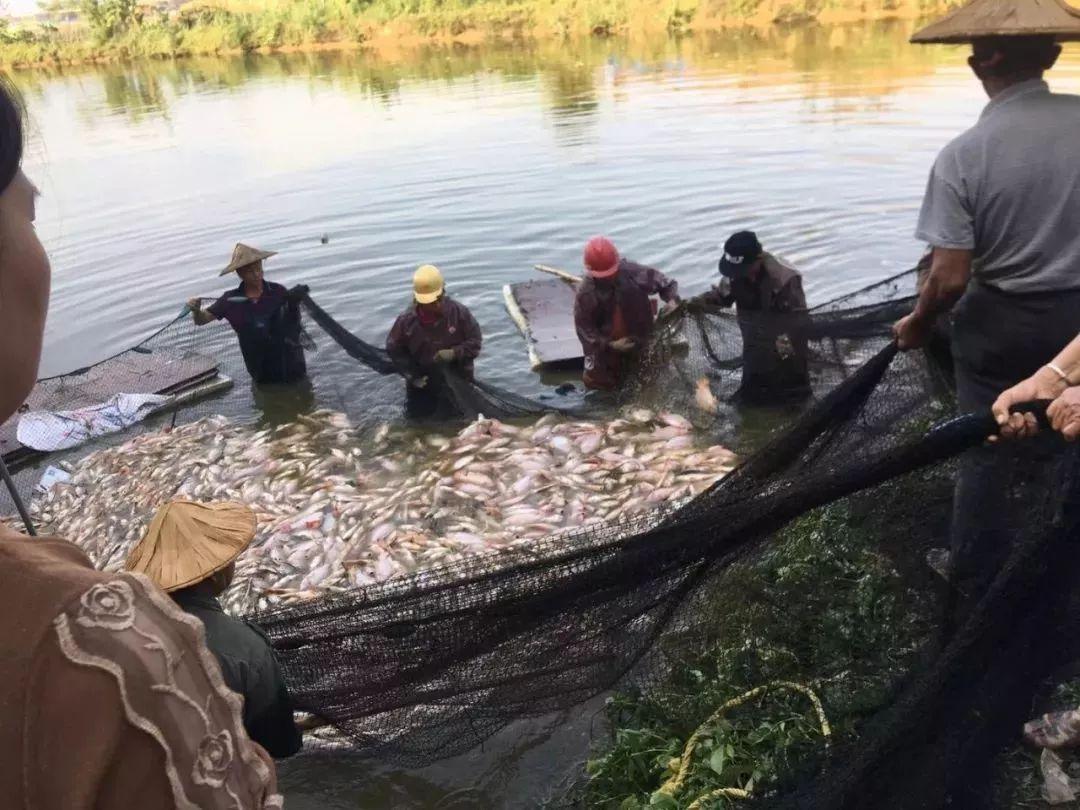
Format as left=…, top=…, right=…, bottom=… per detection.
left=1045, top=362, right=1070, bottom=383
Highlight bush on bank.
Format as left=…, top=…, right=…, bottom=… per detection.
left=1, top=0, right=953, bottom=67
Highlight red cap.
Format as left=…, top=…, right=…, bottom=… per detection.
left=584, top=236, right=620, bottom=279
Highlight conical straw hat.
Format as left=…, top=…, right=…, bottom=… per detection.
left=912, top=0, right=1080, bottom=44
left=220, top=243, right=277, bottom=276
left=126, top=501, right=257, bottom=593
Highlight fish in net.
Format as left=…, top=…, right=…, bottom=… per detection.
left=5, top=272, right=1072, bottom=808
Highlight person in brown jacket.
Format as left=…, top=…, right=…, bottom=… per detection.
left=386, top=263, right=483, bottom=418
left=0, top=80, right=283, bottom=809
left=573, top=236, right=680, bottom=391
left=700, top=230, right=811, bottom=404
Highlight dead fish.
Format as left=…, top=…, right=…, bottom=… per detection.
left=694, top=377, right=719, bottom=414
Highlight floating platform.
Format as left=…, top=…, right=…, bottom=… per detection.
left=1, top=347, right=232, bottom=466
left=503, top=277, right=584, bottom=371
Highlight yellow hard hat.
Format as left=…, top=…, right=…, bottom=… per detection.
left=413, top=264, right=444, bottom=304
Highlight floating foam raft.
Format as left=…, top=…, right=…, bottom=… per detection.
left=0, top=347, right=232, bottom=466
left=503, top=276, right=583, bottom=370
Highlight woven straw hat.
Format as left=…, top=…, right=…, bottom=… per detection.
left=126, top=501, right=257, bottom=593
left=912, top=0, right=1080, bottom=44
left=220, top=243, right=277, bottom=276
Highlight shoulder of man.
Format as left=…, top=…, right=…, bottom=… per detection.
left=391, top=306, right=419, bottom=330
left=618, top=258, right=652, bottom=276
left=243, top=617, right=274, bottom=647
left=575, top=277, right=598, bottom=298
left=441, top=295, right=464, bottom=314
left=762, top=253, right=801, bottom=286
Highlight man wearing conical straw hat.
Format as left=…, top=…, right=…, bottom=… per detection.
left=127, top=501, right=303, bottom=758
left=892, top=0, right=1080, bottom=602
left=187, top=243, right=310, bottom=386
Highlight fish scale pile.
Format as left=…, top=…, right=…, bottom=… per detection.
left=24, top=408, right=736, bottom=615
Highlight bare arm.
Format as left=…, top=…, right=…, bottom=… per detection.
left=187, top=298, right=219, bottom=326
left=911, top=247, right=971, bottom=321
left=892, top=247, right=971, bottom=350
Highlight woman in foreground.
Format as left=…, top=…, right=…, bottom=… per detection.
left=0, top=78, right=284, bottom=808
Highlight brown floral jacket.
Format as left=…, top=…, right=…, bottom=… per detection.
left=0, top=528, right=283, bottom=809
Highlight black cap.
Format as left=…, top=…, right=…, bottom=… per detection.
left=719, top=230, right=763, bottom=278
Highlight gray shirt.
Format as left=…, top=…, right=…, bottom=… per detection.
left=915, top=79, right=1080, bottom=294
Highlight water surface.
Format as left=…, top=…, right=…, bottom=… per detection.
left=14, top=24, right=1080, bottom=807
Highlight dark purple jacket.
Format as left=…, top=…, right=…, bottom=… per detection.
left=207, top=281, right=307, bottom=384
left=385, top=296, right=483, bottom=381
left=573, top=259, right=678, bottom=389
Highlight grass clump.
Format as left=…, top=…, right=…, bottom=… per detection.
left=580, top=481, right=943, bottom=808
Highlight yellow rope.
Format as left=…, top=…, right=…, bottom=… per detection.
left=652, top=680, right=831, bottom=806
left=686, top=788, right=752, bottom=809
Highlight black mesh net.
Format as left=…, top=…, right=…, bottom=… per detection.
left=4, top=271, right=1076, bottom=809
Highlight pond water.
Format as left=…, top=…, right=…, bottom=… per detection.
left=12, top=22, right=1080, bottom=808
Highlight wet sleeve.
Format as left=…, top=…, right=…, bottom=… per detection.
left=776, top=276, right=808, bottom=313
left=454, top=305, right=483, bottom=362
left=914, top=148, right=975, bottom=251
left=574, top=290, right=607, bottom=355
left=632, top=262, right=679, bottom=302
left=775, top=277, right=810, bottom=359
left=29, top=575, right=283, bottom=809
left=385, top=315, right=418, bottom=377
left=653, top=269, right=679, bottom=303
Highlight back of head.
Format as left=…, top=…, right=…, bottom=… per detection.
left=971, top=35, right=1062, bottom=81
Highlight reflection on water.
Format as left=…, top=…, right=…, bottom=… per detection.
left=20, top=20, right=1049, bottom=389
left=11, top=23, right=1080, bottom=807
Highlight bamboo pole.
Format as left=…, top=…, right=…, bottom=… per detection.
left=533, top=264, right=582, bottom=284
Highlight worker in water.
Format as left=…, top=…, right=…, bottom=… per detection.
left=187, top=244, right=309, bottom=385
left=386, top=264, right=483, bottom=418
left=573, top=236, right=680, bottom=391
left=699, top=230, right=811, bottom=404
left=126, top=500, right=304, bottom=759
left=893, top=3, right=1080, bottom=602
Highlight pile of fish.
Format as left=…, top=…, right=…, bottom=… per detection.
left=23, top=409, right=736, bottom=614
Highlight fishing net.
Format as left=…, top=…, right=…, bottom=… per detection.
left=4, top=269, right=1076, bottom=809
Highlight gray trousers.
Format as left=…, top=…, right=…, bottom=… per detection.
left=949, top=283, right=1080, bottom=599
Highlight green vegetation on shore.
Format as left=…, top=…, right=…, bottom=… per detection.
left=0, top=0, right=953, bottom=68
left=577, top=476, right=946, bottom=808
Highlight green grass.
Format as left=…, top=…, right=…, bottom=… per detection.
left=578, top=476, right=945, bottom=809
left=0, top=0, right=954, bottom=67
